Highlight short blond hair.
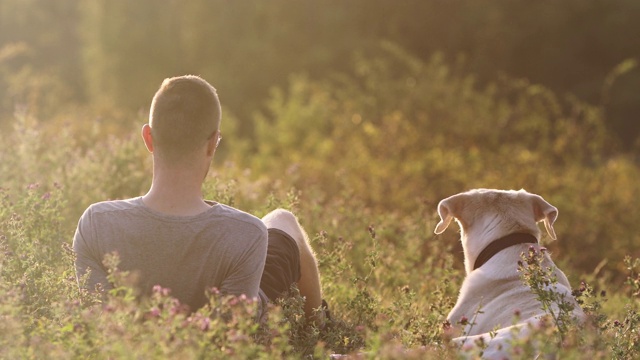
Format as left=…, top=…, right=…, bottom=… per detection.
left=149, top=75, right=221, bottom=161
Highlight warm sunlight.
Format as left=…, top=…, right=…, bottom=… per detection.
left=1, top=1, right=639, bottom=358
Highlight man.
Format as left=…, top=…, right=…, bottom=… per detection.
left=73, top=75, right=325, bottom=324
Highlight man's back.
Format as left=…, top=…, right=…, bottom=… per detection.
left=73, top=197, right=268, bottom=311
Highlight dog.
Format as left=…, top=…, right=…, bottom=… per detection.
left=434, top=189, right=584, bottom=358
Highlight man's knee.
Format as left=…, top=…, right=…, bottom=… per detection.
left=262, top=209, right=302, bottom=242
left=262, top=208, right=297, bottom=225
left=262, top=209, right=312, bottom=254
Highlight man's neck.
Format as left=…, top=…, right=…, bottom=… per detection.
left=142, top=166, right=211, bottom=217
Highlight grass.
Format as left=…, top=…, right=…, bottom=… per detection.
left=1, top=47, right=639, bottom=358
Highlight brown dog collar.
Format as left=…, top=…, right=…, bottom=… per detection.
left=473, top=233, right=538, bottom=270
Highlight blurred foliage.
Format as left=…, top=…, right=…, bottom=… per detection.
left=245, top=44, right=639, bottom=281
left=1, top=0, right=639, bottom=147
left=1, top=36, right=638, bottom=292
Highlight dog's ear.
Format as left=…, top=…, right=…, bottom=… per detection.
left=434, top=194, right=466, bottom=234
left=529, top=194, right=558, bottom=240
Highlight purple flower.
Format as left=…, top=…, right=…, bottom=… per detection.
left=149, top=307, right=161, bottom=317
left=200, top=317, right=210, bottom=331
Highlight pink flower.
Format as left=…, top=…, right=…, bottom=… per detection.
left=200, top=317, right=210, bottom=331
left=149, top=307, right=161, bottom=317
left=152, top=285, right=171, bottom=296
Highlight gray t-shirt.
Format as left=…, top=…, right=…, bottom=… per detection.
left=73, top=197, right=268, bottom=311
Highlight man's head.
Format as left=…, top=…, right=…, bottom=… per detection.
left=147, top=75, right=221, bottom=163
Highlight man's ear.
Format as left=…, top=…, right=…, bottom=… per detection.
left=141, top=124, right=154, bottom=153
left=434, top=193, right=466, bottom=234
left=528, top=193, right=558, bottom=240
left=206, top=130, right=220, bottom=157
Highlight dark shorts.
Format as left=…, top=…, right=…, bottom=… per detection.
left=259, top=228, right=301, bottom=302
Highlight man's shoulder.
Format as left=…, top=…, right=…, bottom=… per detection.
left=85, top=197, right=141, bottom=215
left=213, top=203, right=267, bottom=233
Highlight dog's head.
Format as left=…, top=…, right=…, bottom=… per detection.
left=433, top=189, right=558, bottom=272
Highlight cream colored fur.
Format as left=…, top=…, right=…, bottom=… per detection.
left=435, top=189, right=584, bottom=358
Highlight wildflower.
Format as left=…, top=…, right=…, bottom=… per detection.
left=153, top=285, right=171, bottom=297
left=459, top=316, right=469, bottom=326
left=579, top=281, right=586, bottom=293
left=41, top=192, right=51, bottom=200
left=169, top=300, right=184, bottom=316
left=368, top=225, right=376, bottom=238
left=200, top=317, right=210, bottom=331
left=613, top=320, right=622, bottom=328
left=149, top=307, right=161, bottom=318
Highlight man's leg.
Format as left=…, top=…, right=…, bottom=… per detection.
left=262, top=209, right=324, bottom=324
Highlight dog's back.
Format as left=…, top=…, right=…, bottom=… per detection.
left=434, top=189, right=584, bottom=357
left=448, top=247, right=576, bottom=335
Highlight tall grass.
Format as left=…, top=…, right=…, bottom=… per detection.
left=1, top=46, right=639, bottom=358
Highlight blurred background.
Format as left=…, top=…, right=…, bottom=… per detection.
left=1, top=0, right=639, bottom=280
left=1, top=0, right=639, bottom=149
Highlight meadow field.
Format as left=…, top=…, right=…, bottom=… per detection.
left=1, top=45, right=640, bottom=359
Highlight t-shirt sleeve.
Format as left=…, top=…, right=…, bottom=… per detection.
left=73, top=207, right=112, bottom=293
left=218, top=225, right=268, bottom=299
